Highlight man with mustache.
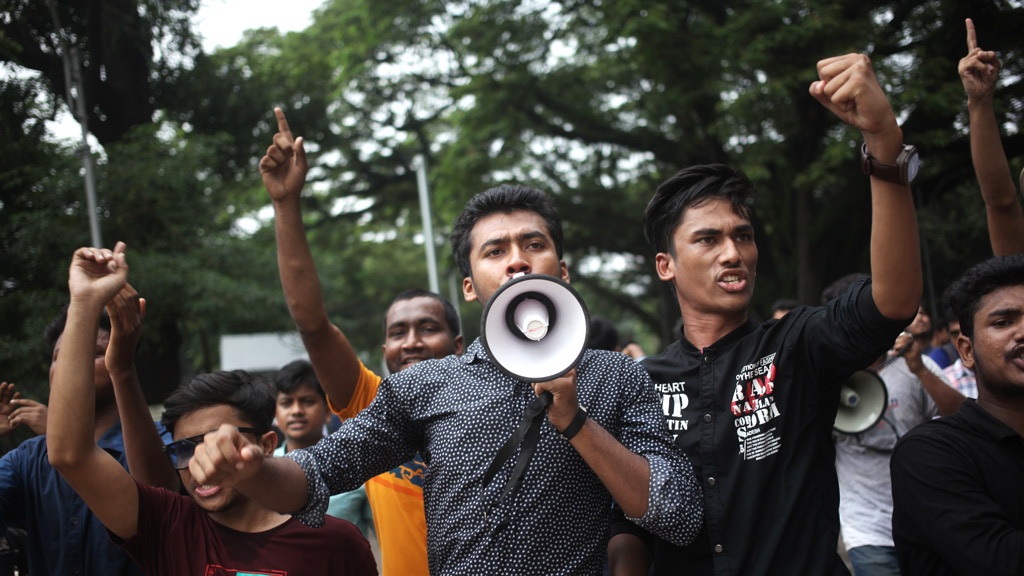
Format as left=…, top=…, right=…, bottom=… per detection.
left=188, top=109, right=704, bottom=575
left=891, top=254, right=1024, bottom=575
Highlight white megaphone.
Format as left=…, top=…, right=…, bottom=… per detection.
left=480, top=272, right=590, bottom=382
left=833, top=370, right=890, bottom=434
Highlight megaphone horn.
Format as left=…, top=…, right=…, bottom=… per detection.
left=506, top=291, right=557, bottom=341
left=833, top=370, right=889, bottom=435
left=481, top=273, right=590, bottom=382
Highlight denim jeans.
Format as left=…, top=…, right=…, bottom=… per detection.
left=847, top=545, right=902, bottom=576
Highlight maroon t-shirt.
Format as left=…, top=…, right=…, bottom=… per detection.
left=114, top=480, right=376, bottom=576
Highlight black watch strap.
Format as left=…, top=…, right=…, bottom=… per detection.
left=560, top=406, right=588, bottom=440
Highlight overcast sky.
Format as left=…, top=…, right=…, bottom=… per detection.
left=45, top=0, right=325, bottom=141
left=194, top=0, right=324, bottom=52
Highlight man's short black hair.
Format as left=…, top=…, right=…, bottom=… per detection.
left=821, top=273, right=870, bottom=306
left=44, top=304, right=112, bottom=351
left=947, top=254, right=1024, bottom=339
left=769, top=299, right=800, bottom=315
left=273, top=360, right=326, bottom=401
left=944, top=306, right=959, bottom=329
left=449, top=184, right=564, bottom=279
left=386, top=289, right=462, bottom=338
left=588, top=316, right=620, bottom=351
left=161, top=370, right=275, bottom=437
left=643, top=164, right=755, bottom=256
left=941, top=285, right=959, bottom=329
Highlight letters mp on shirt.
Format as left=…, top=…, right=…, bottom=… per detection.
left=655, top=380, right=690, bottom=436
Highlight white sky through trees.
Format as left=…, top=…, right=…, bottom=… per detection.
left=44, top=0, right=324, bottom=141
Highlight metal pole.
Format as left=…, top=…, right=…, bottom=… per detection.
left=448, top=268, right=463, bottom=332
left=70, top=48, right=102, bottom=248
left=49, top=0, right=102, bottom=248
left=414, top=154, right=440, bottom=294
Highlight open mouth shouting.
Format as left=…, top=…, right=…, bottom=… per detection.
left=718, top=270, right=749, bottom=293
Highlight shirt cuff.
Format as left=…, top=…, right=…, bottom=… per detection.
left=284, top=448, right=331, bottom=528
left=626, top=454, right=703, bottom=547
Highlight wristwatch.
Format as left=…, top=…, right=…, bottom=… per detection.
left=560, top=406, right=588, bottom=440
left=860, top=143, right=920, bottom=186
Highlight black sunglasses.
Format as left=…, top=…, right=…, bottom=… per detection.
left=162, top=427, right=261, bottom=471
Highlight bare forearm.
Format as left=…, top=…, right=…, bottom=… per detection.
left=47, top=301, right=103, bottom=466
left=969, top=99, right=1024, bottom=256
left=608, top=534, right=652, bottom=576
left=867, top=129, right=922, bottom=320
left=912, top=367, right=965, bottom=416
left=111, top=369, right=180, bottom=490
left=237, top=455, right=311, bottom=514
left=274, top=198, right=331, bottom=332
left=969, top=99, right=1015, bottom=201
left=569, top=418, right=650, bottom=517
left=274, top=198, right=362, bottom=407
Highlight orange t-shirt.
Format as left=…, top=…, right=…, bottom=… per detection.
left=329, top=363, right=429, bottom=576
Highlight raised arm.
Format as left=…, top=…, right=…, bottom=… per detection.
left=46, top=243, right=140, bottom=541
left=0, top=382, right=47, bottom=436
left=536, top=369, right=651, bottom=517
left=811, top=54, right=922, bottom=320
left=261, top=107, right=363, bottom=408
left=959, top=18, right=1024, bottom=256
left=903, top=336, right=964, bottom=416
left=105, top=283, right=180, bottom=491
left=536, top=362, right=701, bottom=546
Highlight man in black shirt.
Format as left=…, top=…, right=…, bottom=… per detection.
left=609, top=53, right=923, bottom=575
left=890, top=254, right=1024, bottom=576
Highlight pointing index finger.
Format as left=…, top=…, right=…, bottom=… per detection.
left=965, top=18, right=977, bottom=52
left=274, top=107, right=292, bottom=139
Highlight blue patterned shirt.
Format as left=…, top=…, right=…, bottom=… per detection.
left=287, top=339, right=702, bottom=575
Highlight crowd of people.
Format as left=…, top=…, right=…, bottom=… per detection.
left=1, top=17, right=1022, bottom=576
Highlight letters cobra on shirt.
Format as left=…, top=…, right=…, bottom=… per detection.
left=731, top=354, right=782, bottom=461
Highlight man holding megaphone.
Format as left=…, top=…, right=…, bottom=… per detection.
left=190, top=126, right=704, bottom=575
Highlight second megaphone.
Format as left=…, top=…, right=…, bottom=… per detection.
left=480, top=273, right=590, bottom=382
left=833, top=370, right=889, bottom=435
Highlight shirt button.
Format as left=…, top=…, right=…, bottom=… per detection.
left=70, top=516, right=79, bottom=525
left=707, top=477, right=717, bottom=486
left=714, top=544, right=724, bottom=553
left=703, top=356, right=711, bottom=364
left=703, top=413, right=712, bottom=423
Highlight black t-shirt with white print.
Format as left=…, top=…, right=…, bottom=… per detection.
left=612, top=279, right=909, bottom=576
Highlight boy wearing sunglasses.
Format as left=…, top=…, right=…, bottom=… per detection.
left=47, top=242, right=376, bottom=576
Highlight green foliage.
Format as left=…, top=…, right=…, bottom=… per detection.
left=0, top=78, right=87, bottom=412
left=4, top=0, right=1024, bottom=411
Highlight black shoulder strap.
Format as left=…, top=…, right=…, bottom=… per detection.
left=481, top=390, right=552, bottom=502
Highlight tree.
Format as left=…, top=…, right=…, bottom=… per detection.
left=267, top=0, right=1023, bottom=343
left=0, top=0, right=201, bottom=145
left=0, top=77, right=90, bottom=433
left=4, top=0, right=1023, bottom=401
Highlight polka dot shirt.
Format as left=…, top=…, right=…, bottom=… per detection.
left=286, top=339, right=702, bottom=575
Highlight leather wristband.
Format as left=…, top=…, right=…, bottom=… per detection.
left=860, top=142, right=919, bottom=186
left=559, top=406, right=588, bottom=440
